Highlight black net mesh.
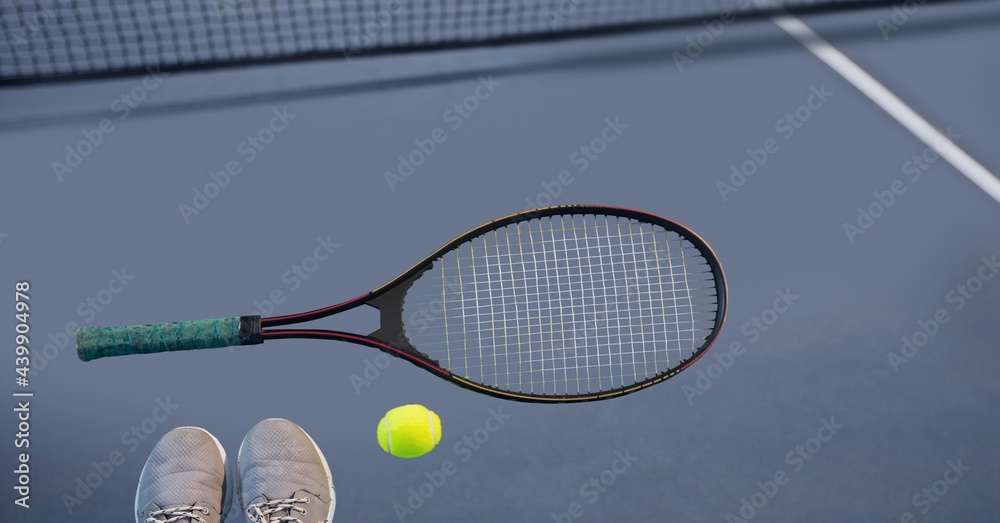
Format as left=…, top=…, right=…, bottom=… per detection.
left=1, top=0, right=898, bottom=84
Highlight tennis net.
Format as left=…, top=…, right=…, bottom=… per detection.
left=0, top=0, right=913, bottom=85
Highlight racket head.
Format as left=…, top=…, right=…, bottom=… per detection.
left=379, top=205, right=727, bottom=402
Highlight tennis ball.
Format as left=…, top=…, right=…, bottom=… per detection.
left=377, top=404, right=442, bottom=458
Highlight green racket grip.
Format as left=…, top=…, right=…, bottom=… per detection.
left=76, top=315, right=263, bottom=362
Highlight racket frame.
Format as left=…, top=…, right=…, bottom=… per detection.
left=261, top=204, right=728, bottom=403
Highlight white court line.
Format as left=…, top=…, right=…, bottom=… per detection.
left=757, top=0, right=1000, bottom=204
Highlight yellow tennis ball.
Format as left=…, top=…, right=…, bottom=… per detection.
left=377, top=404, right=442, bottom=458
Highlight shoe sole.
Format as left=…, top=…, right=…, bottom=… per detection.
left=135, top=427, right=227, bottom=523
left=237, top=418, right=336, bottom=523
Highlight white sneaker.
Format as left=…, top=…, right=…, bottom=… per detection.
left=136, top=427, right=228, bottom=523
left=238, top=419, right=336, bottom=523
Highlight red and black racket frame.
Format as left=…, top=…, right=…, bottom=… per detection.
left=252, top=204, right=727, bottom=403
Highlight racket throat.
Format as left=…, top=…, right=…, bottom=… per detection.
left=366, top=269, right=436, bottom=364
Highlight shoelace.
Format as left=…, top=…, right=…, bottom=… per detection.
left=145, top=505, right=210, bottom=523
left=246, top=497, right=309, bottom=523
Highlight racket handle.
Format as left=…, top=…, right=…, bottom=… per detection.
left=76, top=315, right=263, bottom=361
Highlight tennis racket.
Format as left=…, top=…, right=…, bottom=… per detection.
left=77, top=205, right=726, bottom=403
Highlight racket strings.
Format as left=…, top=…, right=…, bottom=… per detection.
left=402, top=213, right=720, bottom=397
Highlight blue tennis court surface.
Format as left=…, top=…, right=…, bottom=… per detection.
left=1, top=1, right=998, bottom=521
